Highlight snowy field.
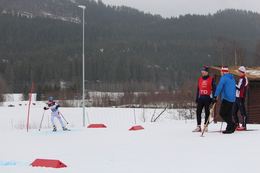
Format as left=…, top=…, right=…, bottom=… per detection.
left=0, top=103, right=260, bottom=173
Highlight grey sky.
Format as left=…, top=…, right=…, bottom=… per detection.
left=101, top=0, right=260, bottom=18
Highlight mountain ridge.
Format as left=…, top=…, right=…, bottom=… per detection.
left=0, top=0, right=260, bottom=96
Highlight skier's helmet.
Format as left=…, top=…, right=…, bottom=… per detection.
left=48, top=96, right=54, bottom=101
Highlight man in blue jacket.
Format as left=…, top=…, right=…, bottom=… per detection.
left=213, top=67, right=236, bottom=134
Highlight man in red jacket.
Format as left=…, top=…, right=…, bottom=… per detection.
left=233, top=66, right=248, bottom=131
left=193, top=66, right=216, bottom=132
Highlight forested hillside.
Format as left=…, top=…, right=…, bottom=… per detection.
left=0, top=0, right=260, bottom=99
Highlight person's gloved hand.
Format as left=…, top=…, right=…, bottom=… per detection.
left=212, top=96, right=217, bottom=103
left=210, top=97, right=217, bottom=109
left=43, top=107, right=48, bottom=110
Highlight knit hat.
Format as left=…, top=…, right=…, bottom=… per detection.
left=221, top=66, right=229, bottom=73
left=238, top=66, right=246, bottom=73
left=201, top=66, right=209, bottom=72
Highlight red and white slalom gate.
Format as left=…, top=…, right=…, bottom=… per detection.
left=128, top=108, right=144, bottom=131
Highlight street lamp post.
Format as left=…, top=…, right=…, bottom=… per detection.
left=78, top=5, right=86, bottom=127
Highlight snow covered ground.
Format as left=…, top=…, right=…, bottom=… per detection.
left=0, top=104, right=260, bottom=173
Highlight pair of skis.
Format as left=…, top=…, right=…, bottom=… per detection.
left=200, top=103, right=216, bottom=137
left=38, top=111, right=69, bottom=131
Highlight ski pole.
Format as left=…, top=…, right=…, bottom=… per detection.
left=39, top=110, right=46, bottom=131
left=220, top=121, right=223, bottom=133
left=59, top=111, right=69, bottom=124
left=201, top=103, right=216, bottom=137
left=153, top=105, right=168, bottom=122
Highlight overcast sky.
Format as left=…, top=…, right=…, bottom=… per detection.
left=101, top=0, right=260, bottom=18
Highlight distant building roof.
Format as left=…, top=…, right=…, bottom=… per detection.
left=210, top=66, right=260, bottom=81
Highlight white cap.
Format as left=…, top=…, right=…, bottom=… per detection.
left=238, top=66, right=246, bottom=73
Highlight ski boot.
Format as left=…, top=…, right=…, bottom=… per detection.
left=192, top=125, right=201, bottom=132
left=235, top=123, right=240, bottom=131
left=223, top=124, right=236, bottom=134
left=222, top=130, right=234, bottom=134
left=53, top=125, right=57, bottom=132
left=236, top=126, right=247, bottom=131
left=62, top=127, right=69, bottom=131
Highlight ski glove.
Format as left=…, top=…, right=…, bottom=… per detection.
left=209, top=97, right=217, bottom=109
left=212, top=97, right=217, bottom=104
left=43, top=107, right=48, bottom=110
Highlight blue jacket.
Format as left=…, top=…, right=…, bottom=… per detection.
left=214, top=73, right=236, bottom=102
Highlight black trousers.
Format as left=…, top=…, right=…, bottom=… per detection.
left=196, top=98, right=211, bottom=126
left=233, top=98, right=247, bottom=128
left=220, top=99, right=236, bottom=131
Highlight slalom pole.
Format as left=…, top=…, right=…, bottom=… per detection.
left=86, top=110, right=90, bottom=125
left=201, top=103, right=216, bottom=137
left=151, top=107, right=157, bottom=122
left=39, top=110, right=46, bottom=131
left=133, top=108, right=136, bottom=124
left=59, top=111, right=69, bottom=125
left=26, top=82, right=34, bottom=132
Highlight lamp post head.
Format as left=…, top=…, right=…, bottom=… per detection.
left=78, top=5, right=86, bottom=10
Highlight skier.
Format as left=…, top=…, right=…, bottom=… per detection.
left=213, top=67, right=236, bottom=134
left=193, top=66, right=216, bottom=132
left=44, top=97, right=68, bottom=132
left=233, top=66, right=248, bottom=131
